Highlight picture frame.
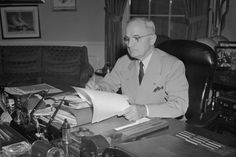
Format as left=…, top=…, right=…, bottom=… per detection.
left=0, top=0, right=45, bottom=3
left=218, top=41, right=236, bottom=47
left=52, top=0, right=76, bottom=11
left=215, top=46, right=236, bottom=71
left=0, top=6, right=41, bottom=39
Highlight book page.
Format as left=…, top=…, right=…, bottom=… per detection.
left=73, top=87, right=130, bottom=123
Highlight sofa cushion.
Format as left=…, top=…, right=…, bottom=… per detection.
left=1, top=46, right=42, bottom=86
left=42, top=46, right=88, bottom=86
left=0, top=45, right=92, bottom=87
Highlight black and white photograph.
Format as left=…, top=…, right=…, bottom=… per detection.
left=0, top=6, right=40, bottom=39
left=219, top=41, right=236, bottom=47
left=52, top=0, right=76, bottom=11
left=215, top=46, right=236, bottom=71
left=0, top=0, right=236, bottom=156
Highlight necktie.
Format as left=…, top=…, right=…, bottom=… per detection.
left=139, top=61, right=144, bottom=85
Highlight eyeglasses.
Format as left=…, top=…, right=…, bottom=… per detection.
left=123, top=34, right=155, bottom=44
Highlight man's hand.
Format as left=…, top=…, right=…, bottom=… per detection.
left=122, top=103, right=147, bottom=121
left=85, top=75, right=99, bottom=90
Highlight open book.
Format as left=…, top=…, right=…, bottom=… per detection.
left=73, top=87, right=130, bottom=123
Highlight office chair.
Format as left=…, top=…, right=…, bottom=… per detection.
left=154, top=34, right=171, bottom=47
left=157, top=39, right=218, bottom=128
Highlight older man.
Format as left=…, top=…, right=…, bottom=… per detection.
left=86, top=17, right=189, bottom=121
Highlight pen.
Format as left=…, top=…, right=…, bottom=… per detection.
left=46, top=97, right=65, bottom=128
left=182, top=131, right=223, bottom=148
left=0, top=128, right=11, bottom=141
left=30, top=90, right=49, bottom=119
left=178, top=131, right=222, bottom=150
left=176, top=134, right=198, bottom=145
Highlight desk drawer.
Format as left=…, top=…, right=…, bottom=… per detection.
left=215, top=95, right=236, bottom=134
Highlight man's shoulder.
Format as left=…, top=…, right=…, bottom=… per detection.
left=154, top=48, right=180, bottom=63
left=116, top=54, right=133, bottom=64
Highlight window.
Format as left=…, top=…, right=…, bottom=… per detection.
left=129, top=0, right=187, bottom=39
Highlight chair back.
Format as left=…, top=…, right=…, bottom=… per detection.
left=157, top=40, right=217, bottom=120
left=154, top=34, right=171, bottom=47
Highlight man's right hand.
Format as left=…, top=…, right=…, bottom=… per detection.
left=85, top=77, right=99, bottom=90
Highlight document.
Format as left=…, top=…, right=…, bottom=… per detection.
left=5, top=83, right=62, bottom=95
left=73, top=87, right=130, bottom=123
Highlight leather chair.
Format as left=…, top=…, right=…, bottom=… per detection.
left=154, top=34, right=171, bottom=47
left=157, top=40, right=218, bottom=127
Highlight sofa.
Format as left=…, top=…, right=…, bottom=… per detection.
left=0, top=45, right=93, bottom=87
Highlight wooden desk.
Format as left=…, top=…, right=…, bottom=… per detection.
left=77, top=117, right=236, bottom=156
left=212, top=70, right=236, bottom=135
left=6, top=81, right=236, bottom=156
left=79, top=116, right=236, bottom=148
left=213, top=70, right=236, bottom=88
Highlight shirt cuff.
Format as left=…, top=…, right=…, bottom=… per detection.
left=145, top=105, right=149, bottom=116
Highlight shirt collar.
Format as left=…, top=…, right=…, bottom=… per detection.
left=140, top=51, right=153, bottom=72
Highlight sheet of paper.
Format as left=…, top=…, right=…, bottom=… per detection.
left=73, top=87, right=130, bottom=123
left=5, top=83, right=62, bottom=95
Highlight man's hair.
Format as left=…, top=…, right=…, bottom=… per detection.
left=127, top=17, right=156, bottom=33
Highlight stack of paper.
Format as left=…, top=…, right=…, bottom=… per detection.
left=73, top=87, right=130, bottom=123
left=51, top=92, right=90, bottom=110
left=54, top=109, right=77, bottom=127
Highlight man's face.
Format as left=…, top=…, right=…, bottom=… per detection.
left=125, top=20, right=154, bottom=60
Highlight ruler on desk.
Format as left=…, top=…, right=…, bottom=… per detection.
left=115, top=118, right=169, bottom=141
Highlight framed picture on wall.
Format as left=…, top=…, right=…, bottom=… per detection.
left=219, top=41, right=236, bottom=47
left=0, top=6, right=41, bottom=39
left=215, top=46, right=236, bottom=71
left=0, top=0, right=45, bottom=3
left=52, top=0, right=76, bottom=11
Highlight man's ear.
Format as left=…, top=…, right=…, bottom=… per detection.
left=150, top=34, right=157, bottom=45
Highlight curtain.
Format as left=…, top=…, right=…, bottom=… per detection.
left=185, top=0, right=210, bottom=40
left=211, top=0, right=229, bottom=36
left=105, top=0, right=128, bottom=67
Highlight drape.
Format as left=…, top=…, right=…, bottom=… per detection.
left=185, top=0, right=210, bottom=40
left=104, top=0, right=128, bottom=67
left=211, top=0, right=229, bottom=36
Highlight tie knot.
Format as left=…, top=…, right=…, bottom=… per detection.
left=140, top=61, right=144, bottom=68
